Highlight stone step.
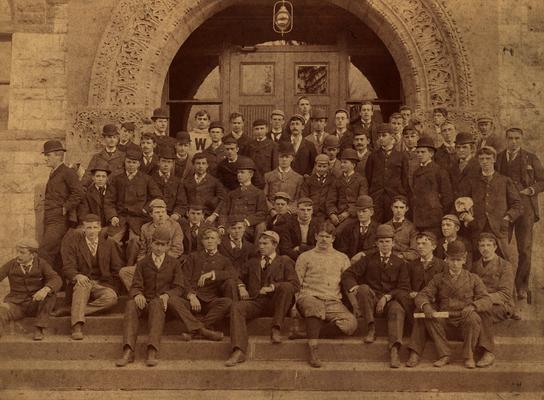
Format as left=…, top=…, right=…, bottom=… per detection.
left=1, top=359, right=543, bottom=392
left=9, top=314, right=543, bottom=337
left=1, top=335, right=543, bottom=362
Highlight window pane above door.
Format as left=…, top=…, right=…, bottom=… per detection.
left=240, top=63, right=274, bottom=95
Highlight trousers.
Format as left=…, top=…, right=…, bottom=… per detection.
left=0, top=295, right=57, bottom=332
left=71, top=280, right=118, bottom=326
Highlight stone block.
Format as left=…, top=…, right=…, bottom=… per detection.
left=0, top=173, right=36, bottom=193
left=10, top=88, right=47, bottom=100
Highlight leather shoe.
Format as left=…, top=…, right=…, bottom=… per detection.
left=464, top=358, right=476, bottom=369
left=288, top=330, right=307, bottom=340
left=363, top=324, right=376, bottom=343
left=308, top=345, right=322, bottom=368
left=271, top=327, right=282, bottom=344
left=146, top=348, right=159, bottom=367
left=390, top=346, right=401, bottom=368
left=115, top=348, right=135, bottom=367
left=199, top=327, right=223, bottom=341
left=33, top=327, right=44, bottom=341
left=476, top=351, right=495, bottom=368
left=433, top=356, right=450, bottom=368
left=405, top=351, right=419, bottom=368
left=71, top=323, right=84, bottom=341
left=225, top=349, right=246, bottom=367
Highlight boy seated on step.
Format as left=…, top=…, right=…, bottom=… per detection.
left=0, top=239, right=61, bottom=341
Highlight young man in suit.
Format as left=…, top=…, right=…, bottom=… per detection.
left=401, top=126, right=420, bottom=191
left=496, top=127, right=544, bottom=299
left=322, top=135, right=342, bottom=178
left=300, top=154, right=334, bottom=220
left=385, top=195, right=418, bottom=262
left=0, top=239, right=61, bottom=341
left=265, top=192, right=292, bottom=230
left=149, top=107, right=171, bottom=151
left=330, top=109, right=354, bottom=151
left=225, top=230, right=300, bottom=367
left=218, top=215, right=257, bottom=270
left=139, top=133, right=160, bottom=176
left=224, top=112, right=252, bottom=156
left=83, top=124, right=126, bottom=186
left=475, top=114, right=506, bottom=153
left=173, top=131, right=194, bottom=180
left=179, top=203, right=210, bottom=255
left=415, top=240, right=492, bottom=369
left=405, top=231, right=447, bottom=367
left=434, top=121, right=458, bottom=173
left=342, top=224, right=410, bottom=368
left=117, top=122, right=139, bottom=153
left=216, top=137, right=265, bottom=191
left=267, top=109, right=289, bottom=143
left=350, top=100, right=379, bottom=150
left=435, top=214, right=473, bottom=271
left=201, top=121, right=227, bottom=177
left=264, top=142, right=303, bottom=211
left=289, top=114, right=317, bottom=176
left=39, top=140, right=84, bottom=277
left=61, top=214, right=123, bottom=340
left=78, top=159, right=111, bottom=227
left=305, top=109, right=329, bottom=154
left=450, top=131, right=480, bottom=198
left=277, top=198, right=319, bottom=261
left=296, top=96, right=312, bottom=137
left=246, top=119, right=279, bottom=176
left=182, top=152, right=226, bottom=223
left=353, top=130, right=371, bottom=176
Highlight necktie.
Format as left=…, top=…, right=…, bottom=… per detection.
left=381, top=256, right=389, bottom=266
left=360, top=225, right=368, bottom=236
left=22, top=264, right=31, bottom=274
left=232, top=240, right=241, bottom=250
left=191, top=225, right=198, bottom=240
left=392, top=221, right=402, bottom=230
left=163, top=174, right=169, bottom=183
left=508, top=151, right=516, bottom=162
left=263, top=255, right=271, bottom=270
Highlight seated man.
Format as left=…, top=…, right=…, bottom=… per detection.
left=78, top=159, right=112, bottom=227
left=119, top=199, right=184, bottom=291
left=179, top=203, right=211, bottom=255
left=115, top=227, right=223, bottom=368
left=435, top=214, right=473, bottom=270
left=225, top=231, right=300, bottom=367
left=301, top=154, right=335, bottom=220
left=216, top=137, right=264, bottom=191
left=61, top=214, right=123, bottom=340
left=183, top=227, right=236, bottom=332
left=385, top=195, right=418, bottom=262
left=405, top=231, right=447, bottom=367
left=265, top=192, right=292, bottom=230
left=218, top=215, right=257, bottom=268
left=0, top=239, right=61, bottom=341
left=219, top=158, right=267, bottom=242
left=277, top=198, right=319, bottom=261
left=415, top=240, right=493, bottom=369
left=322, top=135, right=342, bottom=178
left=295, top=221, right=358, bottom=368
left=342, top=224, right=410, bottom=368
left=470, top=232, right=516, bottom=367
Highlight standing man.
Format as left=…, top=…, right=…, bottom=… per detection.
left=351, top=100, right=379, bottom=149
left=450, top=131, right=480, bottom=198
left=0, top=239, right=61, bottom=341
left=268, top=109, right=290, bottom=143
left=224, top=112, right=251, bottom=156
left=139, top=133, right=159, bottom=176
left=173, top=131, right=194, bottom=180
left=40, top=140, right=84, bottom=276
left=295, top=221, right=358, bottom=368
left=386, top=195, right=419, bottom=262
left=150, top=108, right=170, bottom=150
left=118, top=122, right=139, bottom=153
left=476, top=114, right=506, bottom=153
left=496, top=127, right=544, bottom=299
left=202, top=121, right=227, bottom=177
left=189, top=110, right=212, bottom=156
left=353, top=130, right=371, bottom=176
left=84, top=124, right=125, bottom=185
left=225, top=231, right=299, bottom=366
left=330, top=109, right=354, bottom=151
left=399, top=105, right=412, bottom=127
left=322, top=135, right=342, bottom=178
left=342, top=224, right=410, bottom=368
left=296, top=96, right=312, bottom=136
left=300, top=154, right=334, bottom=220
left=216, top=137, right=264, bottom=191
left=246, top=119, right=279, bottom=176
left=61, top=214, right=123, bottom=340
left=277, top=198, right=319, bottom=261
left=401, top=126, right=420, bottom=191
left=434, top=121, right=458, bottom=173
left=305, top=109, right=329, bottom=153
left=264, top=142, right=303, bottom=211
left=429, top=107, right=447, bottom=146
left=289, top=114, right=317, bottom=176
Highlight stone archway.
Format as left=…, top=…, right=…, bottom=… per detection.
left=71, top=0, right=476, bottom=162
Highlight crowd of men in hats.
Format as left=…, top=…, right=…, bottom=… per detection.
left=1, top=96, right=543, bottom=371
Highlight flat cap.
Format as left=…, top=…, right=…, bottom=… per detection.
left=297, top=197, right=313, bottom=206
left=339, top=148, right=359, bottom=162
left=16, top=238, right=39, bottom=251
left=237, top=157, right=256, bottom=171
left=455, top=131, right=476, bottom=145
left=289, top=114, right=306, bottom=124
left=125, top=147, right=143, bottom=161
left=315, top=154, right=330, bottom=164
left=377, top=123, right=393, bottom=134
left=273, top=191, right=291, bottom=201
left=252, top=119, right=268, bottom=127
left=416, top=231, right=437, bottom=244
left=90, top=159, right=112, bottom=174
left=278, top=141, right=295, bottom=155
left=223, top=136, right=238, bottom=146
left=227, top=214, right=246, bottom=226
left=416, top=136, right=436, bottom=150
left=82, top=213, right=101, bottom=223
left=477, top=114, right=493, bottom=123
left=355, top=195, right=374, bottom=210
left=176, top=131, right=191, bottom=144
left=149, top=198, right=167, bottom=209
left=392, top=195, right=409, bottom=205
left=201, top=226, right=220, bottom=237
left=478, top=232, right=498, bottom=244
left=476, top=145, right=497, bottom=158
left=335, top=108, right=349, bottom=116
left=209, top=121, right=224, bottom=131
left=102, top=124, right=118, bottom=136
left=445, top=240, right=466, bottom=257
left=158, top=145, right=177, bottom=160
left=442, top=214, right=460, bottom=227
left=376, top=224, right=395, bottom=239
left=271, top=109, right=285, bottom=118
left=260, top=230, right=280, bottom=243
left=42, top=140, right=66, bottom=154
left=188, top=203, right=204, bottom=211
left=311, top=109, right=328, bottom=120
left=121, top=121, right=136, bottom=131
left=152, top=226, right=171, bottom=243
left=151, top=108, right=169, bottom=120
left=323, top=135, right=340, bottom=148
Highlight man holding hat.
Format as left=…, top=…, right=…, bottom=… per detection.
left=40, top=140, right=84, bottom=275
left=264, top=142, right=303, bottom=211
left=277, top=198, right=319, bottom=261
left=150, top=146, right=188, bottom=220
left=201, top=121, right=227, bottom=177
left=78, top=159, right=112, bottom=227
left=246, top=119, right=279, bottom=176
left=450, top=131, right=480, bottom=197
left=83, top=124, right=126, bottom=186
left=226, top=230, right=300, bottom=367
left=300, top=154, right=334, bottom=219
left=365, top=123, right=410, bottom=223
left=475, top=114, right=505, bottom=153
left=411, top=136, right=453, bottom=238
left=267, top=109, right=290, bottom=143
left=288, top=114, right=318, bottom=176
left=322, top=134, right=342, bottom=178
left=219, top=158, right=267, bottom=242
left=435, top=214, right=473, bottom=270
left=415, top=240, right=492, bottom=369
left=118, top=122, right=139, bottom=153
left=351, top=100, right=379, bottom=150
left=61, top=214, right=123, bottom=340
left=305, top=109, right=329, bottom=154
left=342, top=224, right=410, bottom=368
left=496, top=127, right=544, bottom=299
left=0, top=239, right=61, bottom=340
left=173, top=131, right=194, bottom=179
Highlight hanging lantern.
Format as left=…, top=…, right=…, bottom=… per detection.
left=273, top=1, right=293, bottom=35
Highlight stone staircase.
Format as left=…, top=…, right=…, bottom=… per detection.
left=1, top=296, right=544, bottom=395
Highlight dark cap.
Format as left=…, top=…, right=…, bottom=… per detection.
left=151, top=108, right=169, bottom=120
left=102, top=124, right=118, bottom=136
left=377, top=123, right=392, bottom=134
left=271, top=109, right=285, bottom=118
left=478, top=232, right=498, bottom=244
left=223, top=136, right=238, bottom=146
left=289, top=114, right=306, bottom=124
left=355, top=195, right=374, bottom=210
left=392, top=195, right=408, bottom=205
left=125, top=148, right=143, bottom=161
left=209, top=121, right=224, bottom=131
left=311, top=109, right=328, bottom=120
left=442, top=214, right=460, bottom=227
left=273, top=192, right=291, bottom=202
left=121, top=121, right=136, bottom=131
left=278, top=141, right=295, bottom=155
left=376, top=224, right=395, bottom=239
left=176, top=131, right=191, bottom=144
left=188, top=203, right=204, bottom=211
left=42, top=140, right=66, bottom=154
left=455, top=132, right=476, bottom=145
left=82, top=214, right=101, bottom=224
left=477, top=146, right=497, bottom=158
left=416, top=231, right=437, bottom=245
left=446, top=240, right=466, bottom=258
left=297, top=197, right=313, bottom=206
left=227, top=214, right=246, bottom=226
left=339, top=148, right=359, bottom=162
left=252, top=119, right=268, bottom=127
left=416, top=136, right=436, bottom=150
left=237, top=158, right=256, bottom=171
left=159, top=146, right=177, bottom=160
left=90, top=159, right=112, bottom=175
left=152, top=226, right=171, bottom=243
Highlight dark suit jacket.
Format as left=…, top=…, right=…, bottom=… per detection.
left=341, top=253, right=410, bottom=299
left=267, top=129, right=290, bottom=143
left=408, top=257, right=447, bottom=292
left=216, top=156, right=265, bottom=191
left=435, top=235, right=473, bottom=270
left=350, top=119, right=380, bottom=150
left=179, top=220, right=212, bottom=255
left=243, top=255, right=300, bottom=298
left=174, top=155, right=193, bottom=180
left=496, top=148, right=544, bottom=221
left=335, top=219, right=379, bottom=259
left=449, top=157, right=481, bottom=199
left=184, top=250, right=237, bottom=302
left=78, top=185, right=110, bottom=226
left=129, top=254, right=186, bottom=300
left=411, top=161, right=453, bottom=228
left=471, top=256, right=514, bottom=310
left=477, top=134, right=506, bottom=154
left=0, top=256, right=61, bottom=304
left=219, top=185, right=267, bottom=227
left=300, top=173, right=334, bottom=217
left=326, top=172, right=368, bottom=217
left=182, top=173, right=226, bottom=216
left=218, top=236, right=258, bottom=270
left=61, top=230, right=123, bottom=292
left=139, top=153, right=160, bottom=175
left=44, top=164, right=84, bottom=223
left=277, top=216, right=319, bottom=260
left=292, top=138, right=317, bottom=176
left=246, top=138, right=279, bottom=175
left=202, top=144, right=227, bottom=177
left=434, top=145, right=458, bottom=173
left=150, top=171, right=187, bottom=216
left=224, top=133, right=253, bottom=157
left=328, top=129, right=355, bottom=152
left=365, top=148, right=410, bottom=198
left=83, top=149, right=126, bottom=186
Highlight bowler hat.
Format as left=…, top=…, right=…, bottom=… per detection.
left=159, top=146, right=177, bottom=160
left=151, top=108, right=169, bottom=120
left=416, top=136, right=436, bottom=150
left=416, top=231, right=437, bottom=245
left=273, top=192, right=291, bottom=202
left=176, top=131, right=191, bottom=144
left=478, top=232, right=498, bottom=244
left=102, top=124, right=118, bottom=136
left=315, top=154, right=329, bottom=164
left=121, top=122, right=136, bottom=132
left=125, top=148, right=143, bottom=161
left=278, top=142, right=295, bottom=156
left=339, top=148, right=359, bottom=162
left=90, top=159, right=112, bottom=175
left=442, top=214, right=460, bottom=227
left=376, top=224, right=395, bottom=239
left=311, top=109, right=328, bottom=120
left=323, top=135, right=340, bottom=148
left=289, top=114, right=306, bottom=124
left=271, top=109, right=285, bottom=118
left=297, top=197, right=313, bottom=206
left=209, top=121, right=224, bottom=131
left=445, top=240, right=466, bottom=257
left=455, top=131, right=476, bottom=145
left=237, top=158, right=256, bottom=171
left=377, top=123, right=392, bottom=134
left=261, top=230, right=280, bottom=244
left=42, top=140, right=66, bottom=154
left=82, top=214, right=101, bottom=224
left=16, top=238, right=39, bottom=251
left=152, top=226, right=171, bottom=243
left=149, top=198, right=167, bottom=209
left=188, top=203, right=204, bottom=211
left=355, top=195, right=374, bottom=210
left=252, top=119, right=268, bottom=127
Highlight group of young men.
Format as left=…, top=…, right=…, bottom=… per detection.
left=0, top=97, right=542, bottom=371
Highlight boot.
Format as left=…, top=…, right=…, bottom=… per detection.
left=115, top=347, right=135, bottom=367
left=225, top=349, right=246, bottom=367
left=390, top=346, right=401, bottom=368
left=271, top=326, right=282, bottom=344
left=71, top=322, right=84, bottom=340
left=433, top=356, right=450, bottom=368
left=199, top=327, right=223, bottom=341
left=405, top=351, right=419, bottom=368
left=33, top=327, right=44, bottom=341
left=476, top=351, right=495, bottom=368
left=146, top=347, right=159, bottom=367
left=464, top=357, right=476, bottom=369
left=363, top=323, right=376, bottom=343
left=308, top=344, right=322, bottom=368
